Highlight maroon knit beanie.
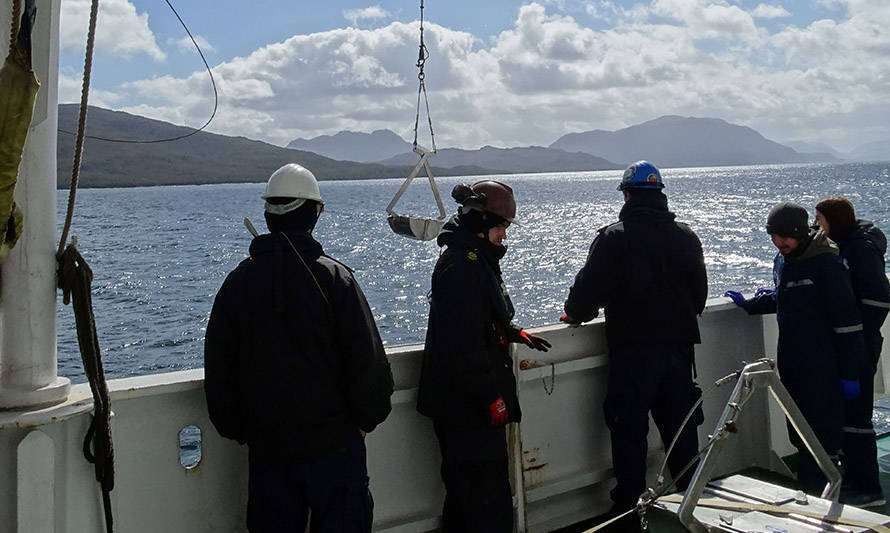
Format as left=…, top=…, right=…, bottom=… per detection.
left=815, top=197, right=856, bottom=240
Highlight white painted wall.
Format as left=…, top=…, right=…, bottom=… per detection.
left=0, top=301, right=782, bottom=532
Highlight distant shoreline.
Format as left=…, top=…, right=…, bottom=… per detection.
left=56, top=160, right=888, bottom=190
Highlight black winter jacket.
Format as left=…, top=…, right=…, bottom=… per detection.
left=417, top=217, right=521, bottom=429
left=564, top=193, right=708, bottom=348
left=204, top=231, right=394, bottom=456
left=834, top=220, right=890, bottom=339
left=742, top=230, right=868, bottom=449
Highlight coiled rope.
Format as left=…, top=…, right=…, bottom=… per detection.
left=54, top=2, right=214, bottom=529
left=53, top=2, right=115, bottom=530
left=8, top=0, right=21, bottom=51
left=58, top=241, right=115, bottom=533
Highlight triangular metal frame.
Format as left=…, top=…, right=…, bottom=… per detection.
left=385, top=146, right=447, bottom=241
left=677, top=359, right=842, bottom=532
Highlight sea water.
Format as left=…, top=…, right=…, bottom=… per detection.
left=56, top=162, right=890, bottom=383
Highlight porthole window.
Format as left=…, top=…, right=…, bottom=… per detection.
left=179, top=425, right=202, bottom=469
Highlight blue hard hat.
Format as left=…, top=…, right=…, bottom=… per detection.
left=617, top=160, right=664, bottom=191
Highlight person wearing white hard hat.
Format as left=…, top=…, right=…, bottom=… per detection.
left=204, top=163, right=394, bottom=532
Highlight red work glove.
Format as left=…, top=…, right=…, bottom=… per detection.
left=517, top=329, right=551, bottom=352
left=489, top=397, right=509, bottom=426
left=560, top=313, right=582, bottom=326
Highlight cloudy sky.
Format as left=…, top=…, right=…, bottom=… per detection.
left=57, top=0, right=890, bottom=152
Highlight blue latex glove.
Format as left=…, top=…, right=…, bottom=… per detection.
left=841, top=379, right=861, bottom=401
left=723, top=290, right=746, bottom=307
left=753, top=287, right=775, bottom=298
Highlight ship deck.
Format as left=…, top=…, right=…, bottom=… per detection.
left=560, top=432, right=890, bottom=532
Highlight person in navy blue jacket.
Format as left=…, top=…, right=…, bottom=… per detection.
left=815, top=197, right=890, bottom=507
left=725, top=202, right=868, bottom=495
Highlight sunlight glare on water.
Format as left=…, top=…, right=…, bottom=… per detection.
left=56, top=162, right=890, bottom=382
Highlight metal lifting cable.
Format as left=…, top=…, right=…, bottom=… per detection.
left=586, top=369, right=738, bottom=532
left=412, top=0, right=435, bottom=152
left=57, top=0, right=218, bottom=144
left=386, top=0, right=446, bottom=242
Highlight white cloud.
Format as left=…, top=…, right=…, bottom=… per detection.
left=170, top=35, right=216, bottom=54
left=751, top=4, right=790, bottom=19
left=585, top=1, right=620, bottom=21
left=651, top=0, right=762, bottom=43
left=59, top=72, right=123, bottom=108
left=94, top=1, right=890, bottom=151
left=343, top=6, right=390, bottom=26
left=60, top=0, right=164, bottom=60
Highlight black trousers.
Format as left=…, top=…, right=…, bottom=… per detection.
left=246, top=433, right=373, bottom=532
left=433, top=421, right=513, bottom=533
left=604, top=343, right=703, bottom=509
left=842, top=334, right=884, bottom=494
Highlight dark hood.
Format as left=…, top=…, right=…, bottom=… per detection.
left=619, top=190, right=676, bottom=223
left=787, top=228, right=838, bottom=262
left=839, top=219, right=887, bottom=255
left=249, top=230, right=323, bottom=258
left=437, top=215, right=507, bottom=271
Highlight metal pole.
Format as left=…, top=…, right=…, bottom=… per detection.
left=508, top=343, right=528, bottom=533
left=0, top=0, right=70, bottom=409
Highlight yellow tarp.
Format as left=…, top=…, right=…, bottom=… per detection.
left=0, top=8, right=40, bottom=260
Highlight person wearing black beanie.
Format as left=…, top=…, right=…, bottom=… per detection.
left=766, top=202, right=810, bottom=240
left=725, top=201, right=869, bottom=496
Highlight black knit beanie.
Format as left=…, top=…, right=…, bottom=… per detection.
left=765, top=202, right=809, bottom=239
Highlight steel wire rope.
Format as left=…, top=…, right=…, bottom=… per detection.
left=412, top=0, right=436, bottom=152
left=590, top=368, right=746, bottom=532
left=649, top=370, right=742, bottom=500
left=56, top=0, right=218, bottom=145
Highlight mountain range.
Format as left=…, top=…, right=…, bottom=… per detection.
left=375, top=145, right=618, bottom=173
left=56, top=105, right=490, bottom=188
left=56, top=105, right=886, bottom=189
left=549, top=116, right=839, bottom=167
left=287, top=130, right=411, bottom=162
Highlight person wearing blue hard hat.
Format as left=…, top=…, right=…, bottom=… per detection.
left=562, top=160, right=708, bottom=525
left=616, top=160, right=665, bottom=191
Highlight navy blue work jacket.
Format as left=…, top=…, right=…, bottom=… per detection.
left=743, top=230, right=867, bottom=450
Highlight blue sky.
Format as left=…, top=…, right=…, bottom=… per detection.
left=56, top=0, right=890, bottom=152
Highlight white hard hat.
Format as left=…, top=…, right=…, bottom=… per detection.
left=262, top=164, right=324, bottom=214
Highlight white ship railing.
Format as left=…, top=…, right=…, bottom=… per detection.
left=7, top=298, right=885, bottom=532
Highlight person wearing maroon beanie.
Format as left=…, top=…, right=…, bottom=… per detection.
left=815, top=196, right=890, bottom=507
